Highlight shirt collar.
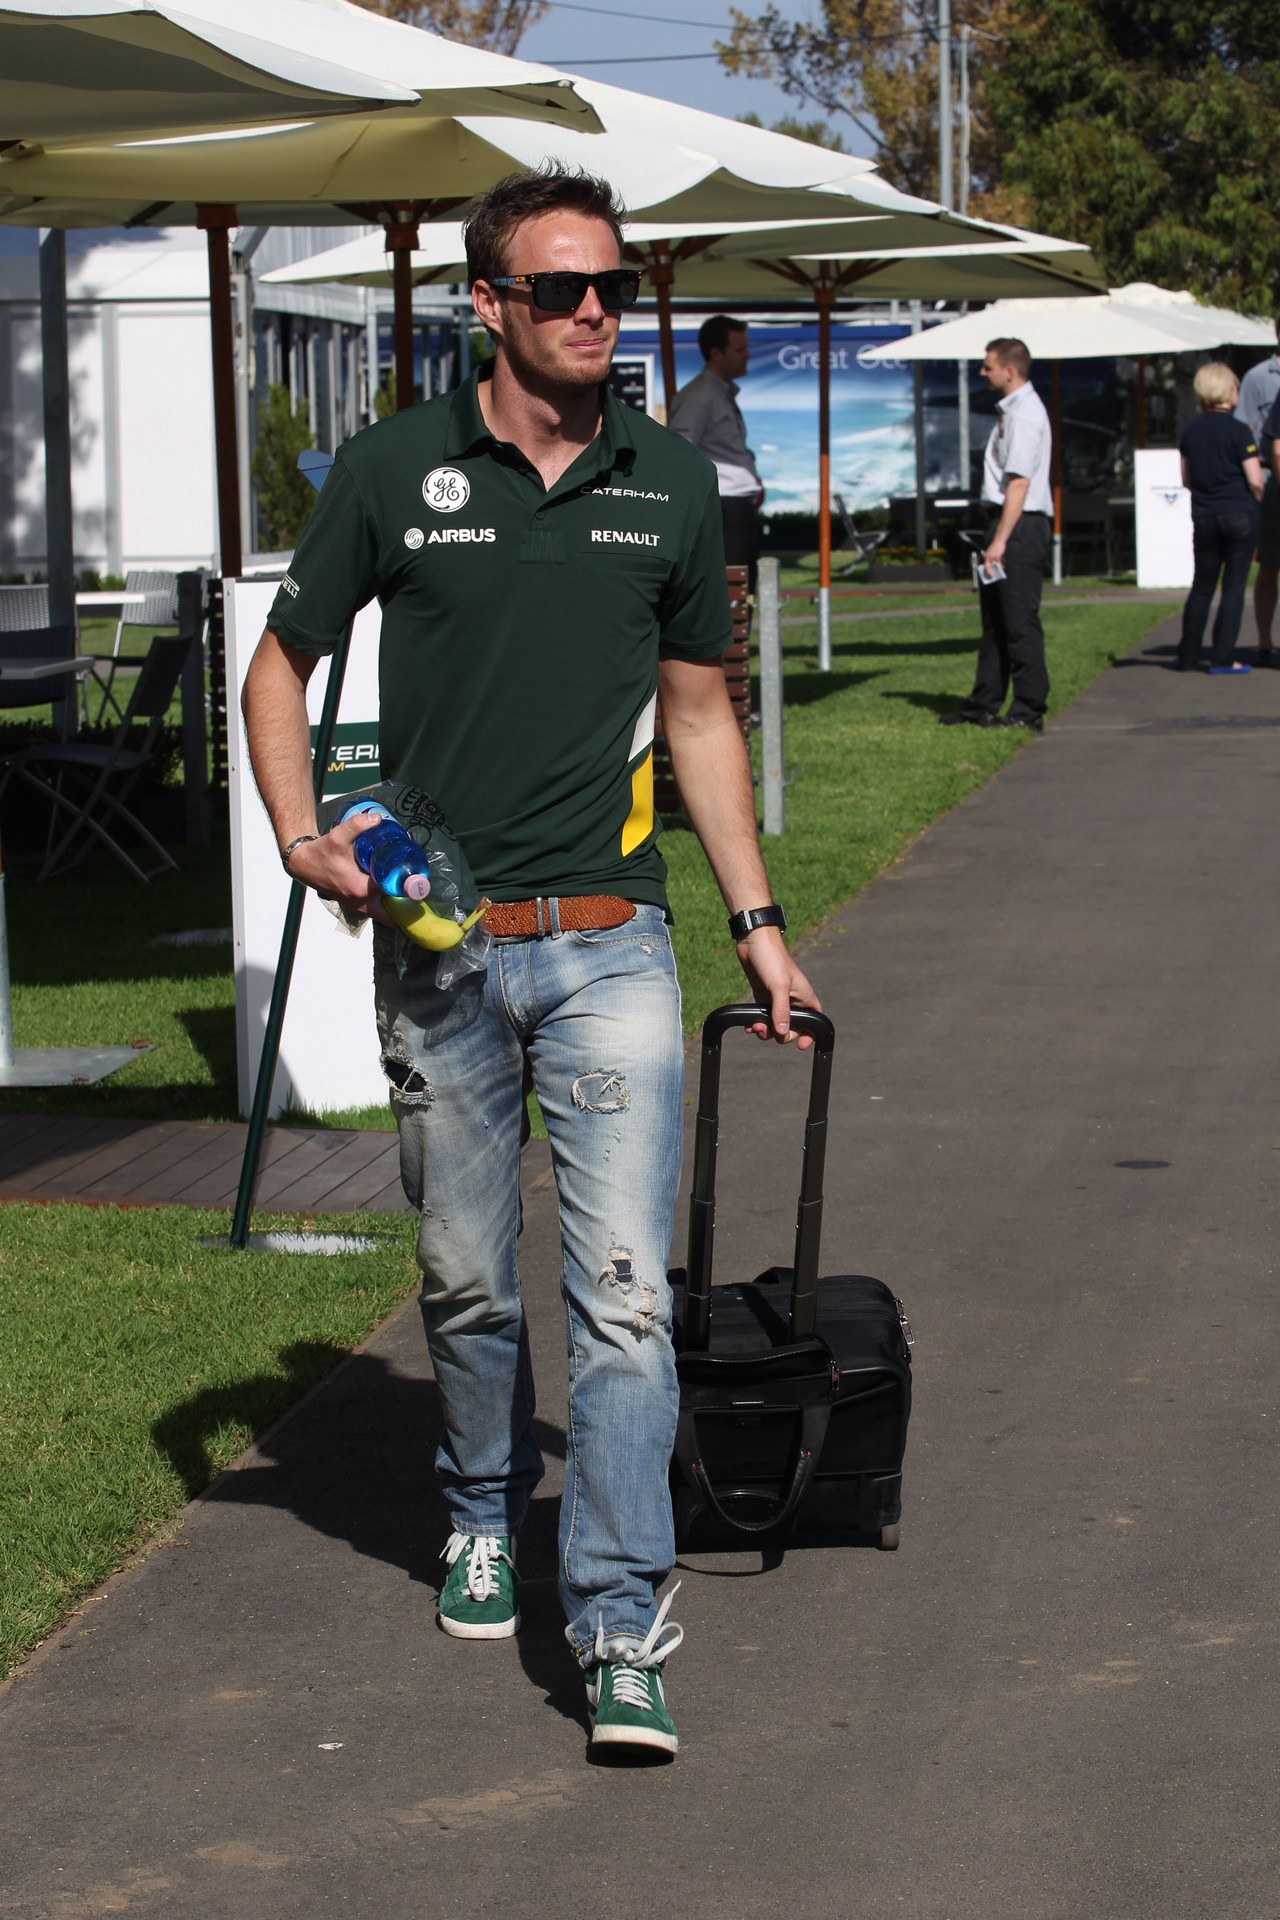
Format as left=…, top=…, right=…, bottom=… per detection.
left=444, top=363, right=636, bottom=480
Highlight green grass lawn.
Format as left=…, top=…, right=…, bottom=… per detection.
left=0, top=590, right=1174, bottom=1672
left=0, top=1203, right=419, bottom=1675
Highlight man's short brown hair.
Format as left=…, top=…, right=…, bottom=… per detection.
left=985, top=337, right=1032, bottom=379
left=462, top=167, right=627, bottom=286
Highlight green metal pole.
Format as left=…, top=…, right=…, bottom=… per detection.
left=229, top=625, right=354, bottom=1249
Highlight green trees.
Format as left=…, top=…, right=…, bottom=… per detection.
left=251, top=384, right=317, bottom=552
left=988, top=0, right=1280, bottom=308
left=353, top=0, right=546, bottom=53
left=721, top=0, right=1280, bottom=305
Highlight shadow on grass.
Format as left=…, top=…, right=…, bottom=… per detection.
left=177, top=1003, right=237, bottom=1086
left=154, top=1337, right=585, bottom=1725
left=774, top=668, right=885, bottom=708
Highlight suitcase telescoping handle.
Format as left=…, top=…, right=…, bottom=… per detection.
left=683, top=1004, right=835, bottom=1352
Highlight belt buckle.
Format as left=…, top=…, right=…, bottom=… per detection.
left=535, top=896, right=548, bottom=937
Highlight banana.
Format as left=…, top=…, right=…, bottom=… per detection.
left=384, top=894, right=491, bottom=952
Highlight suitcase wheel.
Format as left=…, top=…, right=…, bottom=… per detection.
left=878, top=1524, right=901, bottom=1551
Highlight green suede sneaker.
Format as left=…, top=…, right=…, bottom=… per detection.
left=438, top=1531, right=519, bottom=1640
left=584, top=1584, right=682, bottom=1755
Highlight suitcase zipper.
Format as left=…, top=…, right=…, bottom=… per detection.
left=896, top=1297, right=915, bottom=1347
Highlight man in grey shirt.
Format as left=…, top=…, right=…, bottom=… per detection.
left=668, top=314, right=764, bottom=586
left=940, top=336, right=1054, bottom=731
left=1235, top=323, right=1280, bottom=665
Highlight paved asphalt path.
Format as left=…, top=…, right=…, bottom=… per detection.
left=3, top=612, right=1278, bottom=1918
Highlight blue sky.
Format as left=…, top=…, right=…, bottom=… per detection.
left=519, top=0, right=863, bottom=147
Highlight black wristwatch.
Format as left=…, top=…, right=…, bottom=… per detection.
left=727, top=903, right=788, bottom=941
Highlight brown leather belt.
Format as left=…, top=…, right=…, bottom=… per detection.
left=483, top=895, right=636, bottom=938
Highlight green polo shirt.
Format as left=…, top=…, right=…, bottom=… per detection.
left=269, top=367, right=731, bottom=907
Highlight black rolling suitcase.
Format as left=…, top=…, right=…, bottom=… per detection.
left=668, top=1005, right=913, bottom=1551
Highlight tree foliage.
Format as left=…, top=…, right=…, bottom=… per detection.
left=251, top=385, right=317, bottom=552
left=721, top=0, right=1280, bottom=307
left=354, top=0, right=546, bottom=54
left=987, top=0, right=1280, bottom=308
left=719, top=0, right=1019, bottom=215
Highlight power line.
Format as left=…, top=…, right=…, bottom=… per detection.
left=543, top=0, right=729, bottom=25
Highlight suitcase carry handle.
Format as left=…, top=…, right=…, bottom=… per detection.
left=674, top=1401, right=830, bottom=1536
left=683, top=1004, right=835, bottom=1352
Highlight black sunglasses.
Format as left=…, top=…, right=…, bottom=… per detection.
left=487, top=268, right=643, bottom=313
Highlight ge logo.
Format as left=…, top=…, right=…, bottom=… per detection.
left=422, top=466, right=470, bottom=513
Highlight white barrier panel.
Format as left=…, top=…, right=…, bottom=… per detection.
left=1135, top=448, right=1193, bottom=589
left=225, top=580, right=389, bottom=1119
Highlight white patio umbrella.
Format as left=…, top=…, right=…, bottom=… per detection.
left=0, top=0, right=425, bottom=145
left=0, top=16, right=605, bottom=574
left=864, top=284, right=1274, bottom=580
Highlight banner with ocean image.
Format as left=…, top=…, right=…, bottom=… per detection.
left=616, top=319, right=1118, bottom=520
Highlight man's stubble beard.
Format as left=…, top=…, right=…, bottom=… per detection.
left=498, top=322, right=617, bottom=407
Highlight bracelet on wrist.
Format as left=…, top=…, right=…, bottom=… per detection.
left=280, top=833, right=319, bottom=874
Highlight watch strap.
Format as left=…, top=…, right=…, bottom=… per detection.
left=727, top=903, right=787, bottom=941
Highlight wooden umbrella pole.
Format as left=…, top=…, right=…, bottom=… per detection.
left=650, top=258, right=677, bottom=413
left=197, top=205, right=242, bottom=580
left=385, top=219, right=420, bottom=411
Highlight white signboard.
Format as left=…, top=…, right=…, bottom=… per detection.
left=225, top=579, right=389, bottom=1118
left=1135, top=448, right=1193, bottom=589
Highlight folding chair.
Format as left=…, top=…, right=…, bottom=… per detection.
left=833, top=494, right=888, bottom=576
left=0, top=633, right=192, bottom=882
left=0, top=584, right=52, bottom=631
left=84, top=569, right=178, bottom=727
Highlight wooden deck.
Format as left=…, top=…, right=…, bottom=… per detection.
left=0, top=1112, right=415, bottom=1214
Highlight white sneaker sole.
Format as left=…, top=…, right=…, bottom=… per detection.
left=438, top=1611, right=520, bottom=1640
left=590, top=1720, right=678, bottom=1754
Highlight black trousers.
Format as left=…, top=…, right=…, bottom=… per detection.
left=720, top=495, right=761, bottom=593
left=1178, top=510, right=1258, bottom=669
left=965, top=512, right=1051, bottom=720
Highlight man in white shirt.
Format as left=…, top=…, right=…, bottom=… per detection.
left=940, top=336, right=1054, bottom=732
left=1235, top=324, right=1280, bottom=665
left=668, top=315, right=764, bottom=585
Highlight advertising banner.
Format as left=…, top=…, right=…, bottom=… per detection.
left=225, top=581, right=389, bottom=1119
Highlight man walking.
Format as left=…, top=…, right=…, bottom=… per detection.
left=668, top=314, right=765, bottom=586
left=242, top=169, right=818, bottom=1760
left=1235, top=323, right=1280, bottom=666
left=940, top=337, right=1053, bottom=732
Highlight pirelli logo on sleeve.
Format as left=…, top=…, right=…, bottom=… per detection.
left=590, top=530, right=660, bottom=548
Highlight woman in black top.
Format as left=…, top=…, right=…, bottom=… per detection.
left=1178, top=362, right=1264, bottom=672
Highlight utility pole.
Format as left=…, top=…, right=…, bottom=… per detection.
left=938, top=0, right=953, bottom=211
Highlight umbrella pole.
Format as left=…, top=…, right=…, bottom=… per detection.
left=1051, top=360, right=1063, bottom=585
left=386, top=219, right=420, bottom=412
left=1136, top=355, right=1146, bottom=449
left=816, top=284, right=835, bottom=671
left=199, top=206, right=243, bottom=580
left=651, top=260, right=677, bottom=414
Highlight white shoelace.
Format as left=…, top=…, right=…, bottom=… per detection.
left=591, top=1580, right=684, bottom=1708
left=443, top=1530, right=513, bottom=1601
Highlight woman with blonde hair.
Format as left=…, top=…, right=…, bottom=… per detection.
left=1177, top=360, right=1264, bottom=672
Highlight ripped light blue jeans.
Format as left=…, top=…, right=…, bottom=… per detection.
left=373, top=903, right=683, bottom=1664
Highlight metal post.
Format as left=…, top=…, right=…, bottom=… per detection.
left=39, top=229, right=75, bottom=640
left=816, top=282, right=834, bottom=670
left=758, top=556, right=785, bottom=836
left=1051, top=360, right=1063, bottom=584
left=229, top=622, right=353, bottom=1249
left=0, top=862, right=14, bottom=1072
left=938, top=0, right=953, bottom=211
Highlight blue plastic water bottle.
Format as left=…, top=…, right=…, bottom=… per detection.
left=340, top=798, right=432, bottom=902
